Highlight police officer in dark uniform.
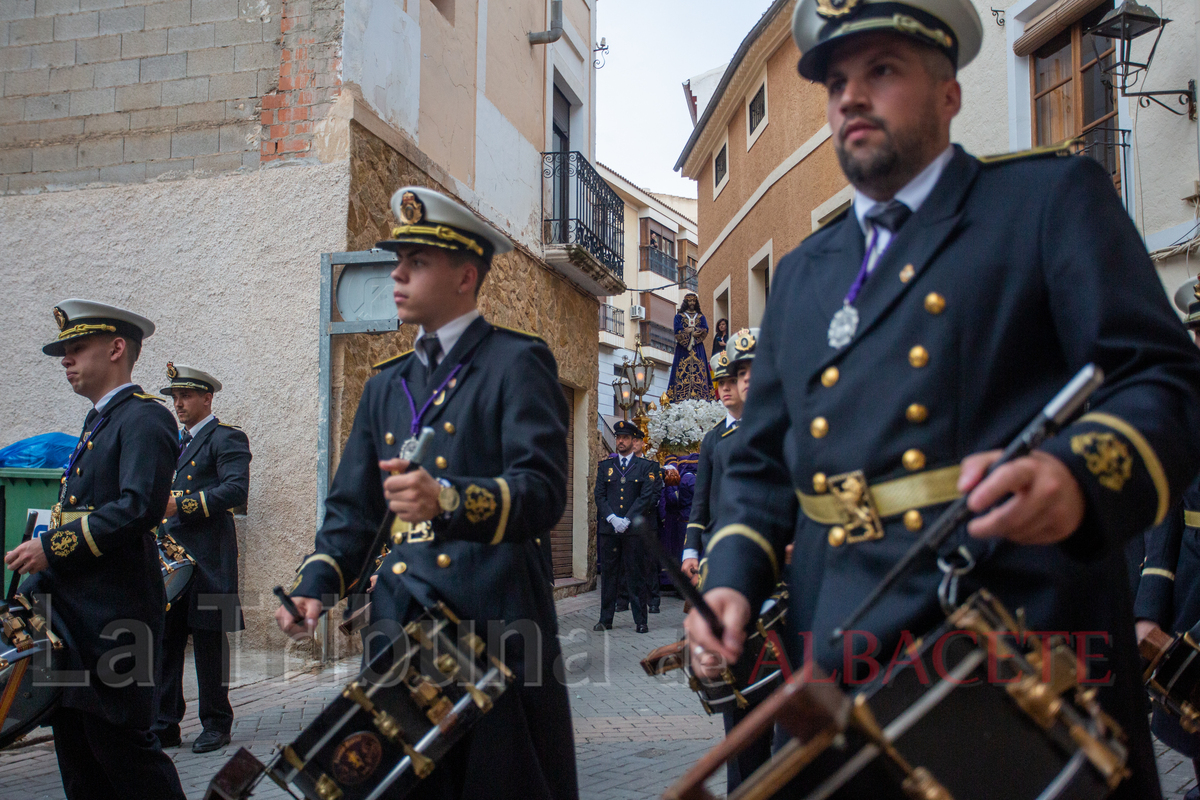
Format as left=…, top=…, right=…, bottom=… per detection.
left=681, top=347, right=741, bottom=583
left=275, top=186, right=577, bottom=800
left=6, top=299, right=186, bottom=800
left=594, top=420, right=659, bottom=633
left=684, top=0, right=1200, bottom=796
left=1133, top=279, right=1200, bottom=800
left=153, top=363, right=251, bottom=754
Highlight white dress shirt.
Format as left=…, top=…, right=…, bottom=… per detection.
left=185, top=414, right=216, bottom=438
left=853, top=145, right=954, bottom=273
left=94, top=382, right=135, bottom=412
left=414, top=309, right=482, bottom=369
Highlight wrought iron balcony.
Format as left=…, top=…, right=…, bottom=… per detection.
left=640, top=321, right=675, bottom=353
left=640, top=246, right=678, bottom=280
left=542, top=151, right=625, bottom=293
left=599, top=304, right=625, bottom=337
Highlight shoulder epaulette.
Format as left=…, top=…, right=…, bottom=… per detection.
left=134, top=393, right=165, bottom=402
left=708, top=420, right=726, bottom=433
left=493, top=324, right=545, bottom=342
left=802, top=206, right=851, bottom=242
left=977, top=140, right=1075, bottom=165
left=372, top=350, right=414, bottom=371
left=218, top=422, right=242, bottom=429
left=721, top=425, right=739, bottom=437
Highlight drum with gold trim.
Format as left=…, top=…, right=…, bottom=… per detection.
left=157, top=529, right=195, bottom=609
left=1141, top=624, right=1200, bottom=733
left=204, top=602, right=513, bottom=800
left=0, top=593, right=64, bottom=749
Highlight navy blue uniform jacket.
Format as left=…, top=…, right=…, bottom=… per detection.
left=24, top=385, right=177, bottom=729
left=705, top=147, right=1200, bottom=799
left=166, top=418, right=251, bottom=631
left=594, top=455, right=659, bottom=535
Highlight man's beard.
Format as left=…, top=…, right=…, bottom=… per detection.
left=835, top=112, right=934, bottom=196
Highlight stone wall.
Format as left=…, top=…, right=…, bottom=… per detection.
left=336, top=121, right=601, bottom=585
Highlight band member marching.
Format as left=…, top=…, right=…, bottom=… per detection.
left=275, top=186, right=578, bottom=799
left=154, top=364, right=252, bottom=754
left=5, top=299, right=186, bottom=799
left=683, top=0, right=1200, bottom=796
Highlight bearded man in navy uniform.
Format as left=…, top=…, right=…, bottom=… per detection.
left=153, top=363, right=251, bottom=754
left=684, top=0, right=1200, bottom=796
left=6, top=300, right=185, bottom=800
left=594, top=420, right=660, bottom=633
left=276, top=186, right=577, bottom=800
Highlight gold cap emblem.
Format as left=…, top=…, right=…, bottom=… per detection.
left=53, top=306, right=68, bottom=331
left=733, top=329, right=757, bottom=352
left=166, top=362, right=178, bottom=380
left=398, top=191, right=424, bottom=225
left=815, top=0, right=862, bottom=19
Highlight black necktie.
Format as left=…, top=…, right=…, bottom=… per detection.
left=865, top=199, right=913, bottom=234
left=83, top=408, right=98, bottom=432
left=180, top=429, right=193, bottom=453
left=419, top=334, right=442, bottom=378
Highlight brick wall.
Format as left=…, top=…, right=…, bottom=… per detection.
left=0, top=0, right=340, bottom=192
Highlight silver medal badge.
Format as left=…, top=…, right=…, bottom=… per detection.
left=827, top=303, right=859, bottom=349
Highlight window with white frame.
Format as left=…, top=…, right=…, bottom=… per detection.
left=746, top=72, right=768, bottom=149
left=713, top=140, right=729, bottom=197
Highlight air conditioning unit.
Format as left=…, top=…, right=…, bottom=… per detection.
left=629, top=304, right=646, bottom=320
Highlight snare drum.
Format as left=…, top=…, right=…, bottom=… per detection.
left=1141, top=626, right=1200, bottom=733
left=157, top=531, right=195, bottom=609
left=0, top=594, right=64, bottom=749
left=702, top=590, right=1130, bottom=800
left=205, top=602, right=514, bottom=800
left=685, top=587, right=789, bottom=715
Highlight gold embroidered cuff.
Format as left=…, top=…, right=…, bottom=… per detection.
left=796, top=465, right=962, bottom=525
left=1078, top=412, right=1169, bottom=525
left=706, top=525, right=779, bottom=581
left=490, top=478, right=511, bottom=545
left=199, top=491, right=210, bottom=518
left=1141, top=567, right=1175, bottom=581
left=686, top=523, right=705, bottom=530
left=297, top=554, right=346, bottom=598
left=1184, top=510, right=1200, bottom=529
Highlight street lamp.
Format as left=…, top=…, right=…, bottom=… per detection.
left=612, top=376, right=634, bottom=421
left=1086, top=0, right=1196, bottom=118
left=620, top=339, right=656, bottom=442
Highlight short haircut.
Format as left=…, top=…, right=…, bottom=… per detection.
left=452, top=251, right=492, bottom=296
left=915, top=40, right=956, bottom=82
left=104, top=333, right=141, bottom=368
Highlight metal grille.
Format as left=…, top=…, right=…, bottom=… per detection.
left=1073, top=126, right=1130, bottom=208
left=599, top=304, right=625, bottom=336
left=542, top=151, right=625, bottom=276
left=641, top=321, right=675, bottom=353
left=749, top=84, right=766, bottom=134
left=640, top=246, right=678, bottom=280
left=680, top=264, right=699, bottom=292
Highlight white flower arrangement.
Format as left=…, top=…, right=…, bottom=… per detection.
left=646, top=399, right=726, bottom=457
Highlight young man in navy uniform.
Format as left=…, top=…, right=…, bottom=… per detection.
left=1133, top=280, right=1200, bottom=799
left=153, top=364, right=251, bottom=754
left=594, top=420, right=660, bottom=633
left=276, top=186, right=577, bottom=800
left=681, top=347, right=742, bottom=583
left=6, top=300, right=185, bottom=800
left=684, top=0, right=1200, bottom=795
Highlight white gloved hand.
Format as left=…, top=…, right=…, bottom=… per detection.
left=607, top=514, right=626, bottom=532
left=617, top=517, right=632, bottom=533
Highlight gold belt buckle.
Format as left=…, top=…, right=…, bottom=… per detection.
left=391, top=518, right=435, bottom=545
left=828, top=470, right=884, bottom=544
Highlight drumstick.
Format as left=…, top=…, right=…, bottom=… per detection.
left=273, top=427, right=436, bottom=624
left=633, top=515, right=724, bottom=639
left=5, top=511, right=38, bottom=604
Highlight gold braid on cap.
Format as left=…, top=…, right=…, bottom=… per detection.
left=834, top=14, right=953, bottom=50
left=57, top=324, right=117, bottom=340
left=390, top=224, right=486, bottom=258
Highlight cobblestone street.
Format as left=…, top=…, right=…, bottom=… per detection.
left=0, top=590, right=1195, bottom=799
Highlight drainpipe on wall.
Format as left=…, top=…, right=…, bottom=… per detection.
left=529, top=0, right=563, bottom=45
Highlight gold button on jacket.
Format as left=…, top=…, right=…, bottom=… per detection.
left=821, top=367, right=839, bottom=387
left=902, top=449, right=926, bottom=471
left=909, top=346, right=929, bottom=368
left=906, top=404, right=929, bottom=424
left=810, top=417, right=829, bottom=438
left=924, top=293, right=946, bottom=314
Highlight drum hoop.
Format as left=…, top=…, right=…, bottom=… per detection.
left=1163, top=646, right=1200, bottom=697
left=1033, top=749, right=1089, bottom=800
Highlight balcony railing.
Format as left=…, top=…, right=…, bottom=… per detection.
left=680, top=264, right=699, bottom=292
left=599, top=304, right=625, bottom=336
left=640, top=246, right=678, bottom=280
left=542, top=151, right=624, bottom=277
left=640, top=321, right=675, bottom=353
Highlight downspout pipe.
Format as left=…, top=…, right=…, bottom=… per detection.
left=529, top=0, right=563, bottom=45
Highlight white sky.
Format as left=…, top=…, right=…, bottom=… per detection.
left=595, top=0, right=777, bottom=198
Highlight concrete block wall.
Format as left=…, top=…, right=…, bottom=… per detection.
left=0, top=0, right=340, bottom=192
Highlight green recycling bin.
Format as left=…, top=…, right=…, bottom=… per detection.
left=0, top=468, right=63, bottom=589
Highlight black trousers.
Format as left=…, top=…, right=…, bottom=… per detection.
left=723, top=704, right=773, bottom=792
left=52, top=707, right=186, bottom=800
left=598, top=533, right=647, bottom=625
left=154, top=600, right=233, bottom=737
